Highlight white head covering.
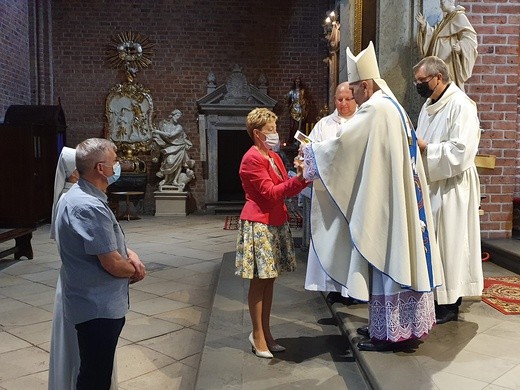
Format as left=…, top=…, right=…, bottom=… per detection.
left=50, top=147, right=76, bottom=239
left=346, top=41, right=397, bottom=100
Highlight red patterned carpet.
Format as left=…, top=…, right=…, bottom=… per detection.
left=223, top=212, right=303, bottom=230
left=223, top=215, right=240, bottom=230
left=482, top=276, right=520, bottom=315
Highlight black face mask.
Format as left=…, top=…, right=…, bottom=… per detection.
left=416, top=82, right=434, bottom=98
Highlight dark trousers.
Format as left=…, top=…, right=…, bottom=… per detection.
left=75, top=317, right=125, bottom=390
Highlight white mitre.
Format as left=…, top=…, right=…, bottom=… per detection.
left=346, top=41, right=396, bottom=100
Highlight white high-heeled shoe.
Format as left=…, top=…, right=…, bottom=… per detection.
left=268, top=343, right=286, bottom=353
left=249, top=332, right=273, bottom=359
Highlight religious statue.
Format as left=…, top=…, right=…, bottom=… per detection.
left=317, top=104, right=329, bottom=122
left=416, top=0, right=478, bottom=89
left=285, top=76, right=308, bottom=145
left=152, top=109, right=195, bottom=191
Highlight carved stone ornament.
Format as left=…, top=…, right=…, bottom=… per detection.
left=221, top=64, right=254, bottom=104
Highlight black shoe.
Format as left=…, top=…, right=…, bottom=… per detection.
left=326, top=292, right=364, bottom=306
left=326, top=292, right=344, bottom=305
left=356, top=325, right=369, bottom=337
left=436, top=310, right=458, bottom=324
left=343, top=297, right=364, bottom=306
left=357, top=340, right=393, bottom=352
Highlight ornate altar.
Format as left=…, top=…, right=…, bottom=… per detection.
left=104, top=31, right=154, bottom=159
left=104, top=31, right=154, bottom=215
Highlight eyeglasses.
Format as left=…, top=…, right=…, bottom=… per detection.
left=413, top=76, right=434, bottom=85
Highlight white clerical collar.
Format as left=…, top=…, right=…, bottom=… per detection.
left=333, top=107, right=358, bottom=124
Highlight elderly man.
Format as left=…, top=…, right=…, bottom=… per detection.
left=416, top=0, right=478, bottom=89
left=302, top=42, right=443, bottom=351
left=304, top=81, right=358, bottom=304
left=414, top=56, right=483, bottom=324
left=54, top=138, right=146, bottom=389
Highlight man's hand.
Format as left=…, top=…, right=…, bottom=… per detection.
left=127, top=248, right=146, bottom=283
left=418, top=138, right=428, bottom=154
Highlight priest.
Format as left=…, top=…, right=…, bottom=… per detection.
left=413, top=55, right=483, bottom=324
left=302, top=42, right=444, bottom=351
left=304, top=81, right=359, bottom=305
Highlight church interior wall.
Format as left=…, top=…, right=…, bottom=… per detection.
left=0, top=0, right=518, bottom=239
left=48, top=0, right=329, bottom=211
left=462, top=1, right=519, bottom=238
left=0, top=0, right=32, bottom=119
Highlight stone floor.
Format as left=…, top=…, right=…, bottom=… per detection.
left=196, top=251, right=367, bottom=390
left=0, top=215, right=234, bottom=389
left=0, top=214, right=519, bottom=389
left=332, top=259, right=520, bottom=390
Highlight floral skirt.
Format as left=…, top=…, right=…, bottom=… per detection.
left=235, top=220, right=297, bottom=279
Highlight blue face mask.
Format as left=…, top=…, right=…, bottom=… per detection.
left=107, top=162, right=121, bottom=185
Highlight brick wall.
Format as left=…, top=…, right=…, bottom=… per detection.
left=0, top=0, right=31, bottom=118
left=463, top=1, right=520, bottom=238
left=2, top=1, right=518, bottom=235
left=49, top=0, right=329, bottom=211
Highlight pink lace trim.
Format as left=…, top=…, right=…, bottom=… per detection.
left=369, top=290, right=435, bottom=342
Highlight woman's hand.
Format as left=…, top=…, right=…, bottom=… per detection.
left=293, top=156, right=304, bottom=180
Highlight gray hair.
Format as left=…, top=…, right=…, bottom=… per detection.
left=75, top=138, right=117, bottom=174
left=413, top=56, right=451, bottom=83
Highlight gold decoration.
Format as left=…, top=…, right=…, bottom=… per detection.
left=104, top=81, right=155, bottom=160
left=107, top=31, right=154, bottom=82
left=354, top=0, right=363, bottom=55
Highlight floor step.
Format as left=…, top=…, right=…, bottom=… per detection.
left=481, top=238, right=520, bottom=274
left=206, top=201, right=244, bottom=215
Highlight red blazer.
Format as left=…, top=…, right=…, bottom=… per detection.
left=239, top=146, right=308, bottom=226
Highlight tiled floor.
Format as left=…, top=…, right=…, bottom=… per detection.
left=0, top=215, right=237, bottom=390
left=1, top=215, right=520, bottom=390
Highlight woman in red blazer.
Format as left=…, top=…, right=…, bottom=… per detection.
left=235, top=108, right=308, bottom=358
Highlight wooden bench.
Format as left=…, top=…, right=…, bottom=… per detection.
left=0, top=228, right=36, bottom=260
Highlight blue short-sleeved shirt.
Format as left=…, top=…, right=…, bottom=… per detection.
left=55, top=178, right=129, bottom=324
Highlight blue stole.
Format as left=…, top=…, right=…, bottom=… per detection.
left=385, top=97, right=434, bottom=289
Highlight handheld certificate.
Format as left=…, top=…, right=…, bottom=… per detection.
left=294, top=130, right=312, bottom=145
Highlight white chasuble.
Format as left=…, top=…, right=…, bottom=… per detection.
left=304, top=90, right=443, bottom=302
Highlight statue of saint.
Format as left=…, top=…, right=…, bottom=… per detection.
left=152, top=109, right=195, bottom=190
left=416, top=0, right=478, bottom=89
left=285, top=76, right=308, bottom=145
